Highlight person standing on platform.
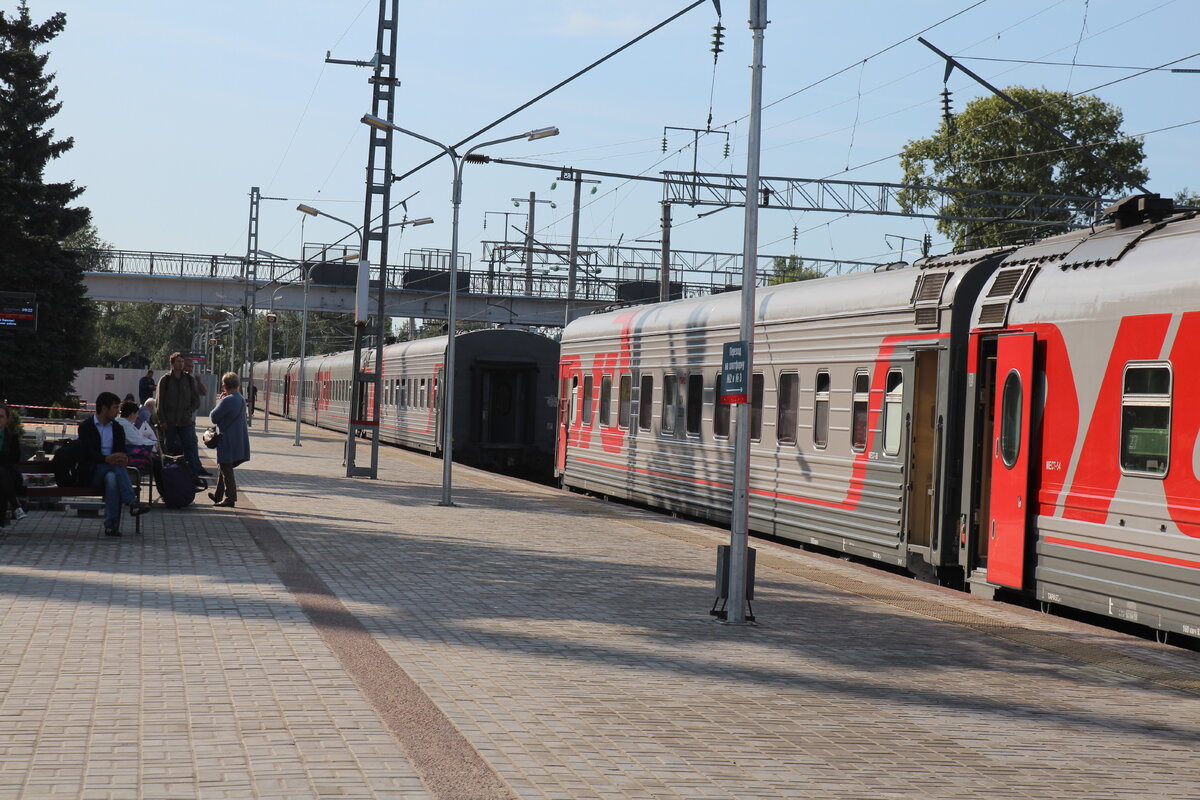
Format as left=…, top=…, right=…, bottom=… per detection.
left=208, top=372, right=249, bottom=509
left=157, top=352, right=208, bottom=479
left=0, top=404, right=28, bottom=525
left=138, top=369, right=155, bottom=404
left=79, top=392, right=149, bottom=537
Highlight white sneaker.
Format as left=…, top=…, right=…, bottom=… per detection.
left=13, top=508, right=27, bottom=521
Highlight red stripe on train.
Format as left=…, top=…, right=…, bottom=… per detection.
left=1044, top=536, right=1200, bottom=571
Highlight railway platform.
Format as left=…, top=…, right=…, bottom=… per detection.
left=2, top=421, right=1199, bottom=799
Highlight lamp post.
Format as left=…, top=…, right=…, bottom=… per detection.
left=361, top=113, right=558, bottom=506
left=296, top=204, right=369, bottom=470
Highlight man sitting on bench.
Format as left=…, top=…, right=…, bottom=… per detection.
left=80, top=391, right=150, bottom=537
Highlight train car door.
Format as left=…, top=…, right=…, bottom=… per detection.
left=986, top=333, right=1035, bottom=589
left=905, top=349, right=941, bottom=551
left=555, top=369, right=577, bottom=474
left=477, top=365, right=532, bottom=446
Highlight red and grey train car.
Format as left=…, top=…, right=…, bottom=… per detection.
left=555, top=195, right=1199, bottom=639
left=253, top=328, right=559, bottom=477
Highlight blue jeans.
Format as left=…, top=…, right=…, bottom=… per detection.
left=167, top=423, right=203, bottom=476
left=91, top=463, right=137, bottom=528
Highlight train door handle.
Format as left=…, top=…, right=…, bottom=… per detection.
left=990, top=520, right=996, bottom=541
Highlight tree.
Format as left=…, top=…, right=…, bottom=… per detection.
left=0, top=2, right=91, bottom=405
left=898, top=87, right=1148, bottom=250
left=767, top=256, right=823, bottom=285
left=87, top=302, right=198, bottom=369
left=1175, top=189, right=1200, bottom=209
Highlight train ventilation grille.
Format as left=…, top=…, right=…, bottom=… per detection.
left=914, top=307, right=940, bottom=328
left=987, top=268, right=1025, bottom=298
left=977, top=302, right=1009, bottom=326
left=914, top=272, right=949, bottom=302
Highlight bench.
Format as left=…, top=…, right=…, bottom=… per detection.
left=12, top=461, right=144, bottom=535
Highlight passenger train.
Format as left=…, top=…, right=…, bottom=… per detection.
left=252, top=328, right=559, bottom=478
left=556, top=194, right=1199, bottom=641
left=257, top=194, right=1199, bottom=642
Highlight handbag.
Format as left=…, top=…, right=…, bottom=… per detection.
left=202, top=426, right=221, bottom=449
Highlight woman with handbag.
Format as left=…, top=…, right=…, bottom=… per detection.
left=207, top=372, right=250, bottom=508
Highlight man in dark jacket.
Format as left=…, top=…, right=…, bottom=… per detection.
left=80, top=391, right=149, bottom=537
left=157, top=352, right=208, bottom=478
left=138, top=369, right=155, bottom=403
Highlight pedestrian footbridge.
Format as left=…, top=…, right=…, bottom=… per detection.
left=78, top=248, right=614, bottom=326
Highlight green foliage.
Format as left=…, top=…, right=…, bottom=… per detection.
left=1174, top=188, right=1200, bottom=209
left=0, top=2, right=92, bottom=405
left=898, top=87, right=1148, bottom=250
left=63, top=221, right=113, bottom=271
left=767, top=256, right=823, bottom=285
left=87, top=302, right=199, bottom=368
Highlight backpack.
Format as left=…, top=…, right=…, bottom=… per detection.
left=52, top=439, right=89, bottom=488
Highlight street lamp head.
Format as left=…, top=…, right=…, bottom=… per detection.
left=526, top=126, right=559, bottom=141
left=361, top=113, right=393, bottom=132
left=296, top=204, right=319, bottom=217
left=410, top=217, right=434, bottom=226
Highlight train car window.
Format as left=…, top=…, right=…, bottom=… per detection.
left=638, top=375, right=654, bottom=431
left=999, top=371, right=1022, bottom=468
left=812, top=371, right=830, bottom=448
left=686, top=374, right=704, bottom=436
left=883, top=370, right=904, bottom=456
left=1120, top=363, right=1171, bottom=476
left=600, top=376, right=613, bottom=426
left=399, top=379, right=406, bottom=408
left=713, top=372, right=730, bottom=439
left=430, top=377, right=438, bottom=410
left=750, top=373, right=764, bottom=441
left=777, top=372, right=799, bottom=445
left=618, top=375, right=632, bottom=429
left=568, top=376, right=578, bottom=425
left=661, top=374, right=677, bottom=433
left=851, top=370, right=870, bottom=451
left=420, top=378, right=427, bottom=409
left=582, top=376, right=594, bottom=426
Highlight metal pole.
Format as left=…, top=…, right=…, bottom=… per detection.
left=295, top=265, right=309, bottom=447
left=265, top=311, right=274, bottom=433
left=441, top=156, right=464, bottom=506
left=524, top=191, right=536, bottom=296
left=566, top=173, right=582, bottom=324
left=660, top=200, right=672, bottom=302
left=727, top=0, right=767, bottom=625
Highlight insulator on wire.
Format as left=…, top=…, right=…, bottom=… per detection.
left=711, top=22, right=725, bottom=57
left=723, top=141, right=730, bottom=158
left=940, top=87, right=953, bottom=125
left=661, top=136, right=668, bottom=153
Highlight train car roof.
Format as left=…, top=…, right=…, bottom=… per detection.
left=1002, top=211, right=1200, bottom=326
left=563, top=261, right=969, bottom=343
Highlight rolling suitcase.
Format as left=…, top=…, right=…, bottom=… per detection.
left=158, top=456, right=202, bottom=508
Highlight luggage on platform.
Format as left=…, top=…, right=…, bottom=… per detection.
left=157, top=456, right=203, bottom=508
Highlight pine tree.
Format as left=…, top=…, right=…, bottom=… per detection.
left=0, top=1, right=91, bottom=406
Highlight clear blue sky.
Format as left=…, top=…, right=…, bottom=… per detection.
left=32, top=0, right=1200, bottom=273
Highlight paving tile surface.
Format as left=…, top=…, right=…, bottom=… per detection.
left=3, top=421, right=1200, bottom=799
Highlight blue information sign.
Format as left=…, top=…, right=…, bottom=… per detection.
left=720, top=340, right=749, bottom=404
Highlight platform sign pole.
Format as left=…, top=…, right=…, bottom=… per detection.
left=726, top=0, right=767, bottom=625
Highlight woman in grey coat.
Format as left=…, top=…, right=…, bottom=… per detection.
left=208, top=372, right=250, bottom=508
